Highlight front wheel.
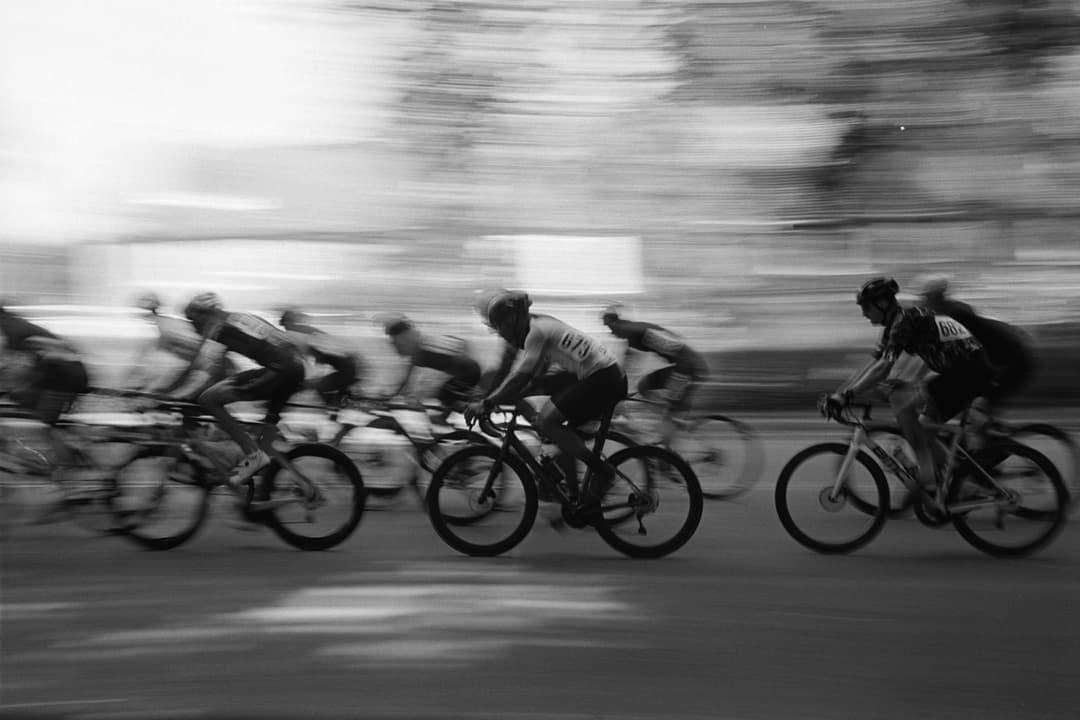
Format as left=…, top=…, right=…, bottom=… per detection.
left=255, top=443, right=365, bottom=551
left=426, top=444, right=537, bottom=557
left=949, top=442, right=1068, bottom=558
left=775, top=443, right=890, bottom=554
left=591, top=445, right=703, bottom=559
left=112, top=447, right=212, bottom=550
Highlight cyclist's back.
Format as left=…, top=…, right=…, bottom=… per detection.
left=602, top=306, right=708, bottom=414
left=383, top=316, right=482, bottom=411
left=918, top=278, right=1034, bottom=404
left=0, top=306, right=89, bottom=424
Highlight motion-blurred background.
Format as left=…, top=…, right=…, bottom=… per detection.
left=2, top=0, right=1079, bottom=406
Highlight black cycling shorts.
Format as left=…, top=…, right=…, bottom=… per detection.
left=546, top=364, right=628, bottom=426
left=923, top=362, right=995, bottom=422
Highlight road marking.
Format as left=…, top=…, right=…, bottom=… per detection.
left=0, top=698, right=128, bottom=710
left=769, top=610, right=895, bottom=622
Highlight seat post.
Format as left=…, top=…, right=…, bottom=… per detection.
left=591, top=404, right=616, bottom=458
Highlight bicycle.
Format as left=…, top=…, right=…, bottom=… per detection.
left=425, top=403, right=703, bottom=558
left=319, top=396, right=492, bottom=507
left=109, top=393, right=365, bottom=551
left=613, top=392, right=765, bottom=500
left=0, top=398, right=141, bottom=538
left=774, top=400, right=1069, bottom=557
left=857, top=418, right=1078, bottom=518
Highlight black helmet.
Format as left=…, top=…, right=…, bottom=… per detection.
left=856, top=277, right=899, bottom=306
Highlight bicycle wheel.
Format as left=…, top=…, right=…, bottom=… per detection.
left=948, top=442, right=1068, bottom=558
left=255, top=443, right=365, bottom=551
left=426, top=444, right=537, bottom=557
left=415, top=430, right=492, bottom=502
left=335, top=422, right=413, bottom=502
left=670, top=414, right=764, bottom=500
left=1009, top=423, right=1078, bottom=513
left=112, top=447, right=211, bottom=550
left=843, top=426, right=915, bottom=518
left=775, top=443, right=890, bottom=554
left=591, top=445, right=703, bottom=559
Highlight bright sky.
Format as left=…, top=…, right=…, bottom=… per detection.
left=0, top=0, right=397, bottom=242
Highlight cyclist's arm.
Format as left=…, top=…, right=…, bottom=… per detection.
left=168, top=339, right=228, bottom=400
left=484, top=340, right=546, bottom=407
left=839, top=355, right=894, bottom=397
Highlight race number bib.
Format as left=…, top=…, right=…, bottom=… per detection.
left=558, top=331, right=595, bottom=360
left=934, top=315, right=973, bottom=342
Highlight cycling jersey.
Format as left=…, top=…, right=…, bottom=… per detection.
left=925, top=299, right=1032, bottom=365
left=194, top=312, right=301, bottom=371
left=518, top=314, right=618, bottom=380
left=413, top=335, right=482, bottom=383
left=605, top=318, right=709, bottom=378
left=285, top=325, right=361, bottom=371
left=876, top=306, right=987, bottom=374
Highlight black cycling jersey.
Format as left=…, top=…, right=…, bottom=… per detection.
left=413, top=335, right=482, bottom=384
left=877, top=306, right=988, bottom=373
left=605, top=318, right=708, bottom=378
left=925, top=299, right=1032, bottom=364
left=197, top=312, right=301, bottom=371
left=0, top=312, right=59, bottom=352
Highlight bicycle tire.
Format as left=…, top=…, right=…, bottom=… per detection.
left=675, top=414, right=764, bottom=501
left=113, top=446, right=212, bottom=551
left=775, top=442, right=890, bottom=554
left=591, top=445, right=703, bottom=559
left=948, top=441, right=1068, bottom=558
left=1009, top=422, right=1078, bottom=513
left=426, top=444, right=538, bottom=557
left=255, top=443, right=366, bottom=551
left=335, top=420, right=413, bottom=501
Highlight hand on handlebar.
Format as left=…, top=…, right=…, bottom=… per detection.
left=819, top=391, right=851, bottom=421
left=463, top=399, right=490, bottom=427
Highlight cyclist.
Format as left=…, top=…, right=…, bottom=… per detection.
left=466, top=289, right=627, bottom=512
left=826, top=277, right=995, bottom=509
left=280, top=308, right=365, bottom=408
left=164, top=292, right=306, bottom=488
left=129, top=291, right=235, bottom=392
left=0, top=304, right=89, bottom=426
left=600, top=303, right=710, bottom=445
left=916, top=274, right=1035, bottom=422
left=381, top=314, right=482, bottom=426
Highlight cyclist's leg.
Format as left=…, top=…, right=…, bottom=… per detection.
left=889, top=381, right=937, bottom=493
left=536, top=366, right=627, bottom=502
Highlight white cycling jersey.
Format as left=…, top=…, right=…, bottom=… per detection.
left=518, top=314, right=618, bottom=380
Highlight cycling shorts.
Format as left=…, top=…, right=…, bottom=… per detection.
left=921, top=361, right=995, bottom=422
left=201, top=355, right=305, bottom=422
left=538, top=365, right=628, bottom=426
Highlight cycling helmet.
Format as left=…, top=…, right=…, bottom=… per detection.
left=382, top=314, right=414, bottom=337
left=183, top=291, right=223, bottom=320
left=600, top=303, right=623, bottom=326
left=916, top=273, right=950, bottom=301
left=133, top=291, right=162, bottom=313
left=855, top=277, right=899, bottom=306
left=479, top=289, right=531, bottom=327
left=279, top=307, right=307, bottom=327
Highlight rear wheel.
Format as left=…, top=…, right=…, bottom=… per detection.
left=775, top=443, right=889, bottom=554
left=591, top=445, right=703, bottom=559
left=254, top=443, right=365, bottom=551
left=1009, top=422, right=1078, bottom=514
left=113, top=447, right=211, bottom=550
left=949, top=442, right=1068, bottom=558
left=671, top=414, right=764, bottom=500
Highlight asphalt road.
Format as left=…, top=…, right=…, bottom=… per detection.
left=2, top=425, right=1078, bottom=720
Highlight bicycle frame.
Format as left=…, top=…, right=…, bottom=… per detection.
left=832, top=404, right=1016, bottom=515
left=476, top=406, right=632, bottom=512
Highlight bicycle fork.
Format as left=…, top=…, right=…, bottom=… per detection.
left=829, top=428, right=867, bottom=503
